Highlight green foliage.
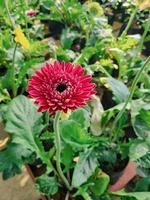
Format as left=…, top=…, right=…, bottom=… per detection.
left=69, top=108, right=90, bottom=131
left=35, top=174, right=58, bottom=195
left=61, top=28, right=79, bottom=49
left=61, top=144, right=74, bottom=171
left=107, top=77, right=129, bottom=103
left=129, top=141, right=149, bottom=161
left=60, top=119, right=95, bottom=148
left=135, top=177, right=150, bottom=191
left=72, top=148, right=98, bottom=187
left=90, top=171, right=110, bottom=196
left=0, top=141, right=32, bottom=180
left=132, top=109, right=150, bottom=139
left=111, top=189, right=150, bottom=200
left=5, top=95, right=44, bottom=154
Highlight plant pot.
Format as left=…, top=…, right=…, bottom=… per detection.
left=109, top=161, right=137, bottom=192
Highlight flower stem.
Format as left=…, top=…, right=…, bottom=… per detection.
left=121, top=7, right=138, bottom=38
left=80, top=192, right=92, bottom=200
left=111, top=56, right=150, bottom=141
left=137, top=16, right=150, bottom=54
left=54, top=111, right=71, bottom=190
left=34, top=136, right=59, bottom=176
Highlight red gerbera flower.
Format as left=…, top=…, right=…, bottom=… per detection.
left=27, top=61, right=96, bottom=113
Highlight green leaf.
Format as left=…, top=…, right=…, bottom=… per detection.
left=35, top=174, right=58, bottom=195
left=90, top=171, right=110, bottom=196
left=111, top=189, right=150, bottom=200
left=5, top=95, right=44, bottom=153
left=107, top=77, right=129, bottom=103
left=0, top=141, right=32, bottom=180
left=61, top=28, right=79, bottom=49
left=129, top=142, right=149, bottom=161
left=137, top=152, right=150, bottom=169
left=72, top=149, right=97, bottom=187
left=135, top=177, right=150, bottom=191
left=74, top=47, right=96, bottom=64
left=133, top=109, right=150, bottom=139
left=60, top=120, right=95, bottom=148
left=61, top=144, right=74, bottom=171
left=69, top=108, right=90, bottom=131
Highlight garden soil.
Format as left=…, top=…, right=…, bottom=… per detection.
left=0, top=166, right=41, bottom=200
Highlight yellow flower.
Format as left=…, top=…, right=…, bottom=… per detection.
left=86, top=2, right=104, bottom=17
left=14, top=27, right=30, bottom=49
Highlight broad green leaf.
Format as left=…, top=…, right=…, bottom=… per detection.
left=0, top=141, right=32, bottom=180
left=90, top=171, right=110, bottom=196
left=35, top=174, right=58, bottom=195
left=133, top=109, right=150, bottom=139
left=5, top=95, right=44, bottom=153
left=107, top=77, right=129, bottom=103
left=111, top=189, right=150, bottom=200
left=72, top=149, right=97, bottom=187
left=129, top=142, right=149, bottom=161
left=60, top=120, right=95, bottom=148
left=69, top=108, right=90, bottom=130
left=61, top=144, right=74, bottom=171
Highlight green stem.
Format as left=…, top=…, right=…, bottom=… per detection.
left=80, top=192, right=92, bottom=200
left=12, top=44, right=17, bottom=97
left=4, top=0, right=15, bottom=28
left=111, top=56, right=150, bottom=141
left=98, top=65, right=112, bottom=77
left=38, top=149, right=58, bottom=176
left=54, top=111, right=71, bottom=190
left=34, top=138, right=58, bottom=176
left=121, top=7, right=138, bottom=38
left=137, top=16, right=150, bottom=54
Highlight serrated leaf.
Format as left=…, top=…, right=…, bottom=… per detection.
left=35, top=174, right=58, bottom=195
left=60, top=120, right=95, bottom=148
left=0, top=141, right=32, bottom=180
left=69, top=108, right=90, bottom=131
left=5, top=95, right=44, bottom=153
left=72, top=149, right=97, bottom=187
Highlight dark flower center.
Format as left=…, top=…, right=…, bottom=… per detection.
left=56, top=83, right=67, bottom=93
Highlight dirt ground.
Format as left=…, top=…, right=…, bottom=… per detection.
left=0, top=166, right=41, bottom=200
left=0, top=123, right=41, bottom=200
